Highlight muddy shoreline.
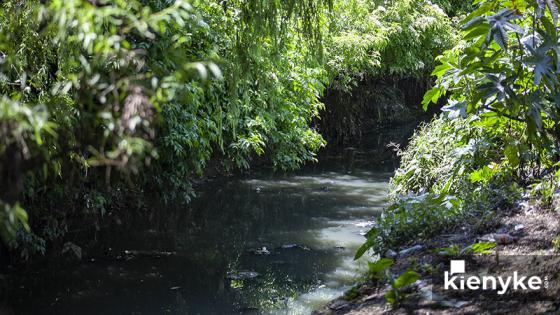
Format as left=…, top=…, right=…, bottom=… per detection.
left=316, top=194, right=560, bottom=314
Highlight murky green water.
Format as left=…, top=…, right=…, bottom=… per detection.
left=8, top=127, right=414, bottom=315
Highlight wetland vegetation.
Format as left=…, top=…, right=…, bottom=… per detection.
left=2, top=0, right=560, bottom=314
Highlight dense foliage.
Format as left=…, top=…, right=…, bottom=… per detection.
left=0, top=0, right=472, bottom=261
left=325, top=0, right=458, bottom=90
left=0, top=0, right=332, bottom=259
left=357, top=0, right=560, bottom=257
left=319, top=0, right=462, bottom=142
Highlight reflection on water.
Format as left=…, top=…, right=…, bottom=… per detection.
left=8, top=126, right=415, bottom=315
left=232, top=172, right=389, bottom=314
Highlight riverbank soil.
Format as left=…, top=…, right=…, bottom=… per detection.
left=316, top=195, right=560, bottom=314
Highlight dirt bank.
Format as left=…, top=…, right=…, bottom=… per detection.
left=316, top=196, right=560, bottom=314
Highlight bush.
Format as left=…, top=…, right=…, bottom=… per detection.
left=0, top=0, right=330, bottom=259
left=356, top=116, right=522, bottom=258
left=326, top=0, right=458, bottom=91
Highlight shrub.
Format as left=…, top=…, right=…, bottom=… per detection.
left=356, top=116, right=522, bottom=258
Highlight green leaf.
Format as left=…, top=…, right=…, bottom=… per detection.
left=422, top=88, right=442, bottom=111
left=504, top=144, right=520, bottom=167
left=486, top=9, right=522, bottom=51
left=463, top=24, right=490, bottom=41
left=524, top=49, right=555, bottom=85
left=462, top=2, right=493, bottom=28
left=14, top=203, right=30, bottom=232
left=545, top=0, right=559, bottom=24
left=470, top=242, right=497, bottom=254
left=541, top=15, right=557, bottom=39
left=393, top=270, right=420, bottom=289
left=470, top=165, right=493, bottom=184
left=462, top=16, right=485, bottom=31
left=384, top=289, right=397, bottom=305
left=368, top=258, right=393, bottom=278
left=442, top=101, right=467, bottom=119
left=355, top=238, right=374, bottom=260
left=437, top=244, right=461, bottom=256
left=431, top=63, right=451, bottom=78
left=528, top=101, right=544, bottom=130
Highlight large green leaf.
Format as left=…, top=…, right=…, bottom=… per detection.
left=464, top=23, right=491, bottom=41
left=422, top=88, right=443, bottom=111
left=504, top=144, right=520, bottom=167
left=442, top=100, right=467, bottom=119
left=368, top=258, right=393, bottom=278
left=384, top=289, right=397, bottom=305
left=393, top=270, right=420, bottom=289
left=470, top=242, right=497, bottom=254
left=355, top=238, right=374, bottom=260
left=486, top=9, right=522, bottom=50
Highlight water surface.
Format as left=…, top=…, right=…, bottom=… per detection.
left=9, top=127, right=414, bottom=315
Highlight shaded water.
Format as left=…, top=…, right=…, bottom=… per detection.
left=8, top=126, right=414, bottom=315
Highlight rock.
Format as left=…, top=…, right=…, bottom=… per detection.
left=518, top=201, right=537, bottom=215
left=415, top=279, right=429, bottom=289
left=385, top=249, right=397, bottom=258
left=398, top=245, right=423, bottom=257
left=441, top=233, right=467, bottom=242
left=226, top=271, right=259, bottom=280
left=511, top=224, right=525, bottom=236
left=440, top=299, right=470, bottom=308
left=280, top=244, right=310, bottom=251
left=355, top=221, right=375, bottom=228
left=123, top=250, right=175, bottom=257
left=281, top=243, right=298, bottom=249
left=248, top=247, right=270, bottom=255
left=495, top=227, right=509, bottom=234
left=517, top=200, right=530, bottom=210
left=328, top=299, right=350, bottom=311
left=420, top=286, right=469, bottom=308
left=479, top=233, right=516, bottom=244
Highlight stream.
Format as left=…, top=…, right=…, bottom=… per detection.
left=8, top=126, right=414, bottom=315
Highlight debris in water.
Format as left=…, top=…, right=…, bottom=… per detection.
left=280, top=244, right=310, bottom=251
left=248, top=247, right=271, bottom=255
left=334, top=246, right=346, bottom=252
left=123, top=250, right=175, bottom=257
left=355, top=221, right=375, bottom=228
left=398, top=245, right=423, bottom=257
left=226, top=271, right=259, bottom=280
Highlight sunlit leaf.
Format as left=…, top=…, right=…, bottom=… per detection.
left=393, top=270, right=420, bottom=289
left=442, top=100, right=467, bottom=119
left=485, top=9, right=522, bottom=50
left=470, top=242, right=497, bottom=254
